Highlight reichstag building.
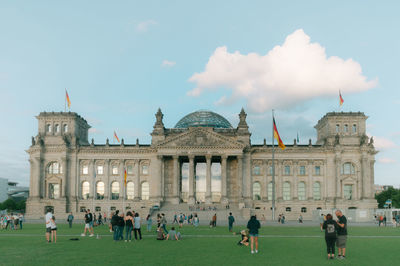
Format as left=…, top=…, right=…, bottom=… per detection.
left=26, top=109, right=377, bottom=220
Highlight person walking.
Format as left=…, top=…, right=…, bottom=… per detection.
left=146, top=214, right=152, bottom=232
left=134, top=212, right=142, bottom=240
left=125, top=211, right=134, bottom=242
left=67, top=212, right=74, bottom=228
left=228, top=213, right=235, bottom=232
left=335, top=210, right=348, bottom=260
left=322, top=214, right=338, bottom=259
left=247, top=215, right=261, bottom=254
left=81, top=209, right=94, bottom=237
left=173, top=213, right=178, bottom=224
left=50, top=215, right=57, bottom=244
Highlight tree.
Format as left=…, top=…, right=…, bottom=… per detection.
left=375, top=187, right=400, bottom=208
left=0, top=198, right=17, bottom=211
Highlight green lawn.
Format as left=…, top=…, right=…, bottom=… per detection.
left=1, top=224, right=400, bottom=266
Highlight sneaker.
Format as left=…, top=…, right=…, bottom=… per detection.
left=337, top=255, right=343, bottom=260
left=81, top=233, right=85, bottom=237
left=255, top=250, right=258, bottom=253
left=251, top=250, right=254, bottom=254
left=89, top=234, right=94, bottom=237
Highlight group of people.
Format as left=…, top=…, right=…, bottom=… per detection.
left=0, top=213, right=24, bottom=230
left=375, top=214, right=400, bottom=227
left=171, top=213, right=199, bottom=228
left=322, top=210, right=348, bottom=260
left=109, top=210, right=143, bottom=242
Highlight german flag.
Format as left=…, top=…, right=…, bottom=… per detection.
left=65, top=89, right=71, bottom=109
left=114, top=131, right=120, bottom=143
left=339, top=91, right=344, bottom=106
left=273, top=118, right=286, bottom=150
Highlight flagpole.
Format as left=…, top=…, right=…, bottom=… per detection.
left=271, top=109, right=276, bottom=221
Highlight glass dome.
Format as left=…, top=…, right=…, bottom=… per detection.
left=174, top=110, right=233, bottom=129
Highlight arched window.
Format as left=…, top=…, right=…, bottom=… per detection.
left=298, top=182, right=306, bottom=200
left=267, top=182, right=273, bottom=201
left=46, top=124, right=52, bottom=133
left=352, top=124, right=357, bottom=133
left=111, top=182, right=120, bottom=200
left=127, top=182, right=134, bottom=200
left=336, top=124, right=340, bottom=133
left=48, top=162, right=60, bottom=174
left=141, top=182, right=150, bottom=200
left=313, top=182, right=321, bottom=200
left=252, top=182, right=261, bottom=200
left=344, top=124, right=348, bottom=133
left=342, top=162, right=355, bottom=175
left=54, top=124, right=60, bottom=133
left=82, top=181, right=90, bottom=199
left=301, top=207, right=307, bottom=213
left=63, top=124, right=68, bottom=133
left=283, top=182, right=291, bottom=200
left=96, top=182, right=104, bottom=200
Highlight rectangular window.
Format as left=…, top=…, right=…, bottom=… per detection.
left=284, top=166, right=290, bottom=175
left=253, top=166, right=261, bottom=175
left=95, top=206, right=101, bottom=212
left=127, top=165, right=134, bottom=175
left=80, top=206, right=86, bottom=212
left=112, top=165, right=118, bottom=175
left=315, top=166, right=321, bottom=176
left=97, top=165, right=104, bottom=175
left=82, top=165, right=89, bottom=175
left=142, top=165, right=149, bottom=175
left=299, top=166, right=306, bottom=175
left=336, top=124, right=340, bottom=133
left=49, top=184, right=60, bottom=199
left=352, top=124, right=357, bottom=133
left=269, top=166, right=273, bottom=175
left=344, top=185, right=353, bottom=200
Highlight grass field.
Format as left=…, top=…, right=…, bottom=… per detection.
left=1, top=223, right=400, bottom=266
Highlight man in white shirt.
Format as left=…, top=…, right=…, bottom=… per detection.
left=45, top=209, right=53, bottom=242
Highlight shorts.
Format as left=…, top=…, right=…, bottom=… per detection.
left=249, top=233, right=259, bottom=237
left=51, top=228, right=57, bottom=231
left=89, top=221, right=94, bottom=227
left=46, top=227, right=52, bottom=233
left=85, top=223, right=90, bottom=229
left=336, top=235, right=347, bottom=248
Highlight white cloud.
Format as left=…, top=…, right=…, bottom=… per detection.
left=371, top=135, right=397, bottom=150
left=188, top=29, right=377, bottom=112
left=162, top=60, right=176, bottom=67
left=378, top=158, right=396, bottom=164
left=136, top=20, right=157, bottom=32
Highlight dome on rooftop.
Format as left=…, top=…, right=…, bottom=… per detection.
left=174, top=110, right=233, bottom=129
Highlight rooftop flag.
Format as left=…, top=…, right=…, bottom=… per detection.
left=114, top=131, right=120, bottom=143
left=65, top=89, right=71, bottom=109
left=339, top=91, right=344, bottom=106
left=273, top=118, right=286, bottom=150
left=124, top=168, right=127, bottom=187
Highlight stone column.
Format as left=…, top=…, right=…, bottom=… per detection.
left=61, top=157, right=68, bottom=199
left=205, top=155, right=212, bottom=204
left=90, top=159, right=95, bottom=199
left=307, top=161, right=313, bottom=200
left=172, top=155, right=180, bottom=203
left=151, top=155, right=163, bottom=202
left=335, top=155, right=341, bottom=199
left=188, top=155, right=195, bottom=204
left=277, top=161, right=283, bottom=200
left=243, top=154, right=252, bottom=206
left=261, top=160, right=267, bottom=201
left=370, top=160, right=375, bottom=199
left=221, top=155, right=228, bottom=203
left=119, top=159, right=125, bottom=200
left=134, top=159, right=140, bottom=201
left=237, top=155, right=243, bottom=202
left=361, top=155, right=369, bottom=199
left=104, top=159, right=110, bottom=199
left=35, top=157, right=44, bottom=198
left=293, top=162, right=298, bottom=200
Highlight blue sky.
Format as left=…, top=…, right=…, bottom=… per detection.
left=1, top=0, right=399, bottom=187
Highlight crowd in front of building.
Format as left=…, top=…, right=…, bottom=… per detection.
left=0, top=213, right=24, bottom=230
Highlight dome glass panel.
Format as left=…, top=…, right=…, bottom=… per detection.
left=175, top=110, right=232, bottom=129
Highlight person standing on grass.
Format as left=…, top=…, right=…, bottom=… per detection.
left=125, top=211, right=134, bottom=242
left=161, top=213, right=168, bottom=234
left=146, top=214, right=152, bottom=232
left=322, top=213, right=337, bottom=260
left=67, top=212, right=74, bottom=228
left=118, top=212, right=125, bottom=241
left=319, top=214, right=325, bottom=231
left=247, top=215, right=261, bottom=254
left=45, top=209, right=53, bottom=243
left=111, top=211, right=119, bottom=241
left=212, top=213, right=217, bottom=227
left=134, top=212, right=142, bottom=240
left=19, top=214, right=24, bottom=230
left=51, top=215, right=57, bottom=244
left=335, top=210, right=348, bottom=260
left=173, top=213, right=178, bottom=224
left=193, top=214, right=199, bottom=227
left=228, top=213, right=235, bottom=232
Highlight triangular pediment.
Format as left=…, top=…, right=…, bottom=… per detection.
left=156, top=127, right=245, bottom=149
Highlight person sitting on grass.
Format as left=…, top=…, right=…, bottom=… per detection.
left=236, top=229, right=249, bottom=246
left=156, top=226, right=165, bottom=240
left=166, top=227, right=181, bottom=241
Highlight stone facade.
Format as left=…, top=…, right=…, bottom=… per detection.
left=25, top=109, right=378, bottom=219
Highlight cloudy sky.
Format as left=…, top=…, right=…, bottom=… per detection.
left=1, top=0, right=399, bottom=187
